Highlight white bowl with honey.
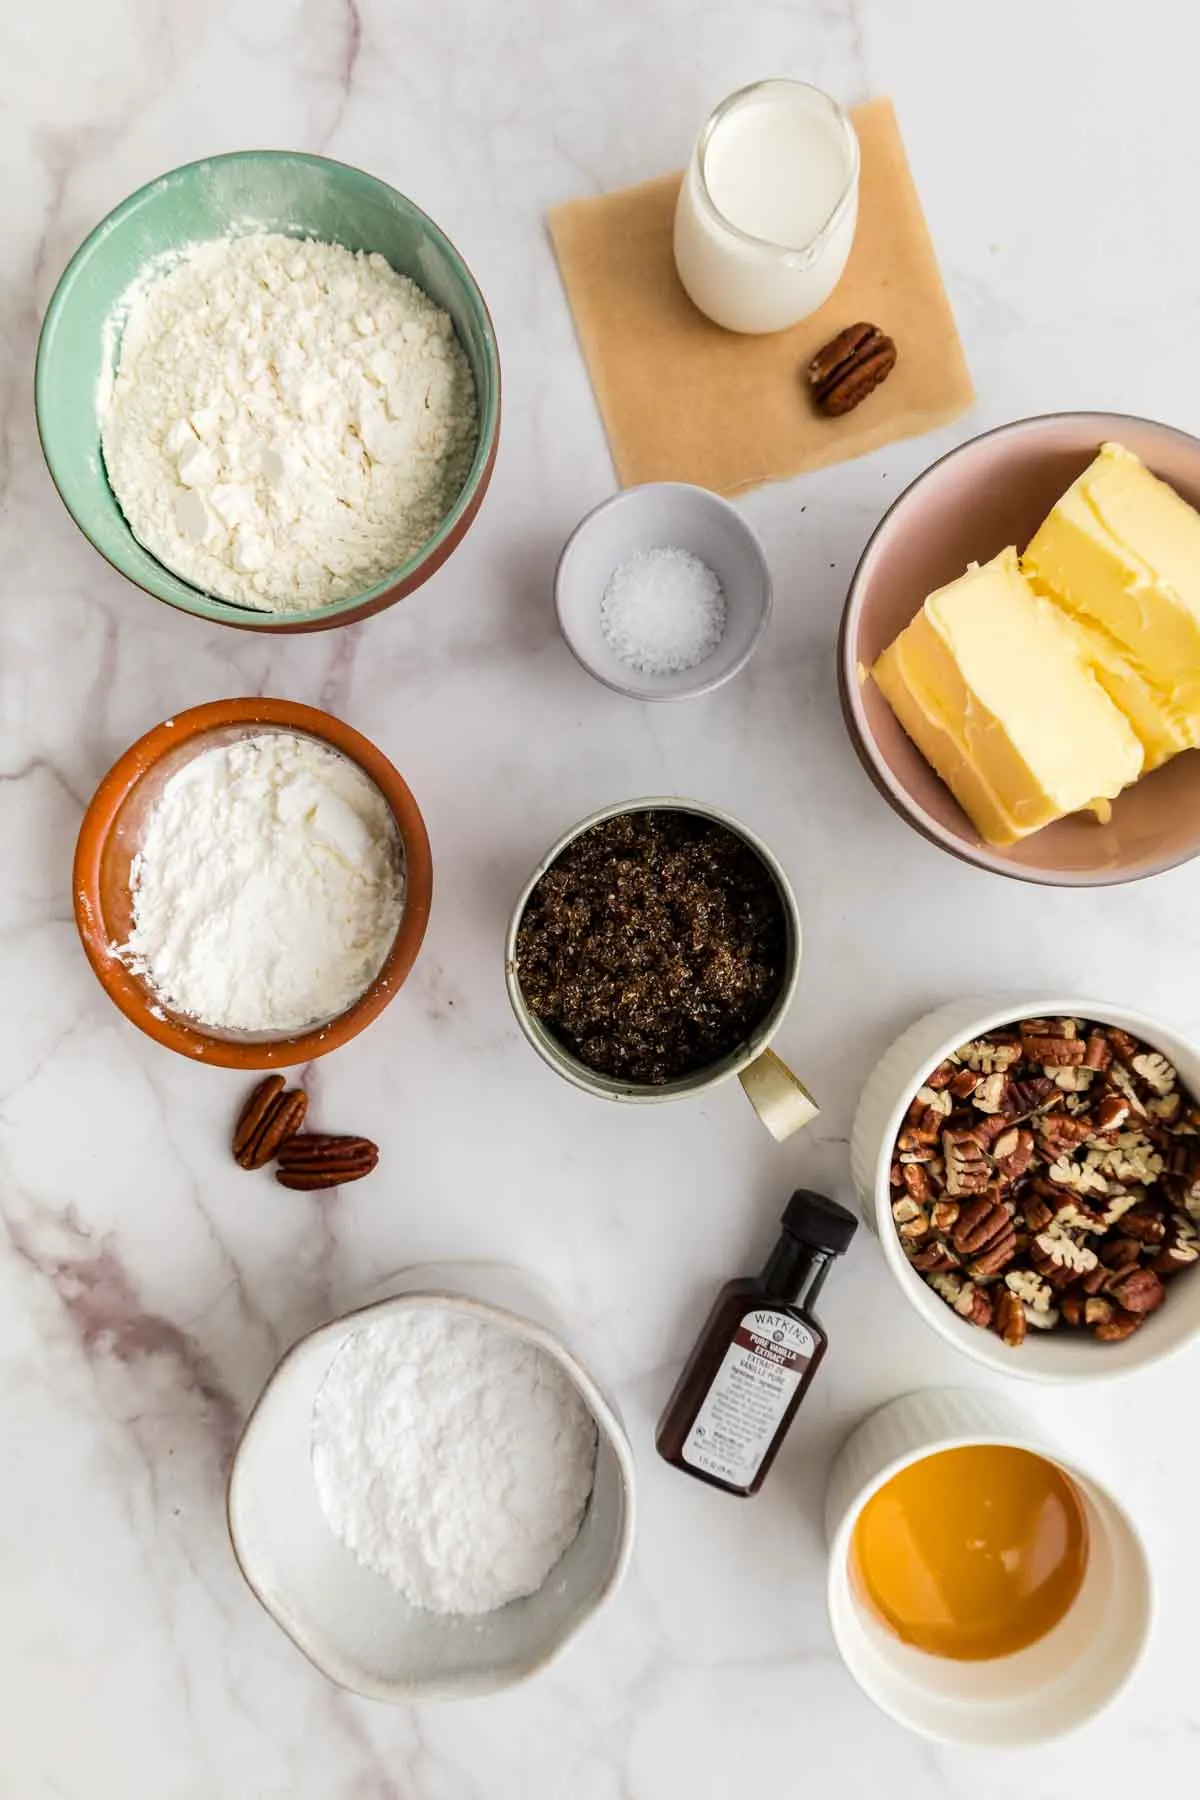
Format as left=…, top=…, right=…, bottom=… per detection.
left=825, top=1389, right=1152, bottom=1746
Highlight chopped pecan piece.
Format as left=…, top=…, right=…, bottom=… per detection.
left=1153, top=1238, right=1200, bottom=1275
left=1119, top=1203, right=1167, bottom=1245
left=967, top=1227, right=1018, bottom=1280
left=1060, top=1291, right=1085, bottom=1328
left=1107, top=1268, right=1165, bottom=1315
left=972, top=1073, right=1008, bottom=1114
left=1004, top=1076, right=1059, bottom=1118
left=954, top=1283, right=993, bottom=1328
left=908, top=1241, right=960, bottom=1274
left=992, top=1289, right=1026, bottom=1347
left=1023, top=1194, right=1055, bottom=1233
left=1023, top=1034, right=1086, bottom=1068
left=1094, top=1309, right=1142, bottom=1342
left=943, top=1130, right=991, bottom=1197
left=1037, top=1113, right=1093, bottom=1157
left=1105, top=1027, right=1141, bottom=1064
left=993, top=1127, right=1035, bottom=1184
left=1132, top=1051, right=1176, bottom=1095
left=929, top=1199, right=960, bottom=1235
left=1091, top=1091, right=1130, bottom=1134
left=901, top=1162, right=932, bottom=1204
left=952, top=1196, right=1012, bottom=1256
left=1083, top=1033, right=1112, bottom=1071
left=950, top=1068, right=982, bottom=1099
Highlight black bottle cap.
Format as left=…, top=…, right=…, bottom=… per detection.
left=781, top=1189, right=858, bottom=1257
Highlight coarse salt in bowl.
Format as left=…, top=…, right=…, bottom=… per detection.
left=555, top=482, right=772, bottom=700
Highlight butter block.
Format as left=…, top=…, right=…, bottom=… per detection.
left=1048, top=610, right=1192, bottom=771
left=1023, top=441, right=1200, bottom=746
left=872, top=549, right=1144, bottom=847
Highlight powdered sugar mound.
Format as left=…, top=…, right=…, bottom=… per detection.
left=118, top=732, right=404, bottom=1033
left=100, top=233, right=478, bottom=611
left=311, top=1309, right=598, bottom=1616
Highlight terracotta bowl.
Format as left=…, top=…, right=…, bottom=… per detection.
left=839, top=412, right=1200, bottom=885
left=73, top=698, right=432, bottom=1068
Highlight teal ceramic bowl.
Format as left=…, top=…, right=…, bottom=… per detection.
left=36, top=150, right=501, bottom=632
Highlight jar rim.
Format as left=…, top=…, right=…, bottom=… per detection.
left=693, top=78, right=861, bottom=256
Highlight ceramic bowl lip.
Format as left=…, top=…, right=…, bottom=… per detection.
left=72, top=696, right=433, bottom=1069
left=553, top=482, right=774, bottom=702
left=824, top=1417, right=1154, bottom=1747
left=225, top=1284, right=638, bottom=1704
left=838, top=409, right=1200, bottom=888
left=504, top=794, right=802, bottom=1101
left=35, top=147, right=501, bottom=633
left=871, top=994, right=1200, bottom=1383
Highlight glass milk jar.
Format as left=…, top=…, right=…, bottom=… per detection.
left=674, top=80, right=861, bottom=335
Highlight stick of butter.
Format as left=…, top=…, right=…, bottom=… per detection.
left=872, top=548, right=1144, bottom=847
left=1023, top=441, right=1200, bottom=761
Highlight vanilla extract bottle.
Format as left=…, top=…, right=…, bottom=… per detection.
left=656, top=1190, right=858, bottom=1496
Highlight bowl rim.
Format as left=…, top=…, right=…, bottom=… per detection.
left=553, top=481, right=774, bottom=702
left=225, top=1281, right=638, bottom=1703
left=838, top=409, right=1200, bottom=888
left=35, top=147, right=501, bottom=632
left=503, top=794, right=803, bottom=1102
left=72, top=697, right=433, bottom=1068
left=870, top=994, right=1200, bottom=1382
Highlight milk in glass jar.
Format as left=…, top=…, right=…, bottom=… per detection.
left=673, top=80, right=860, bottom=335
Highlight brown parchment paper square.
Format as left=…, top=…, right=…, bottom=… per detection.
left=547, top=98, right=974, bottom=495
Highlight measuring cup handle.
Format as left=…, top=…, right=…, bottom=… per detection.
left=737, top=1048, right=820, bottom=1141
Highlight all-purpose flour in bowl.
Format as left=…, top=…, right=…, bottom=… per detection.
left=311, top=1308, right=599, bottom=1616
left=99, top=233, right=478, bottom=612
left=117, top=731, right=405, bottom=1034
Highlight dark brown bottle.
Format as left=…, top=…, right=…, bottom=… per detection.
left=656, top=1189, right=858, bottom=1496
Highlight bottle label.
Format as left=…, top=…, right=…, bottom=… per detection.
left=681, top=1309, right=816, bottom=1487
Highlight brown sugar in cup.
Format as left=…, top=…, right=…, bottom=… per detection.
left=73, top=698, right=432, bottom=1068
left=839, top=412, right=1200, bottom=886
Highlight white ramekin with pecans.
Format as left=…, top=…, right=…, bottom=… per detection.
left=851, top=996, right=1200, bottom=1382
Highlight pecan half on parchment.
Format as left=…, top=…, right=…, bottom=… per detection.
left=806, top=322, right=896, bottom=416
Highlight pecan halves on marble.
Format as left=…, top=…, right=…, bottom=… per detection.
left=233, top=1077, right=309, bottom=1170
left=276, top=1133, right=379, bottom=1190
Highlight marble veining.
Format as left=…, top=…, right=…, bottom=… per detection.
left=3, top=0, right=1200, bottom=1794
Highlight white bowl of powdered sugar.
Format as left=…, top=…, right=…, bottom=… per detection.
left=227, top=1262, right=636, bottom=1701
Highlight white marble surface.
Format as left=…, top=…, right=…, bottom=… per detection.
left=4, top=0, right=1200, bottom=1793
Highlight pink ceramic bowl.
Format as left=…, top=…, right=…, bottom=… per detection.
left=839, top=413, right=1200, bottom=886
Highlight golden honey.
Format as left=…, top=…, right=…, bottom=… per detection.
left=849, top=1445, right=1088, bottom=1661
